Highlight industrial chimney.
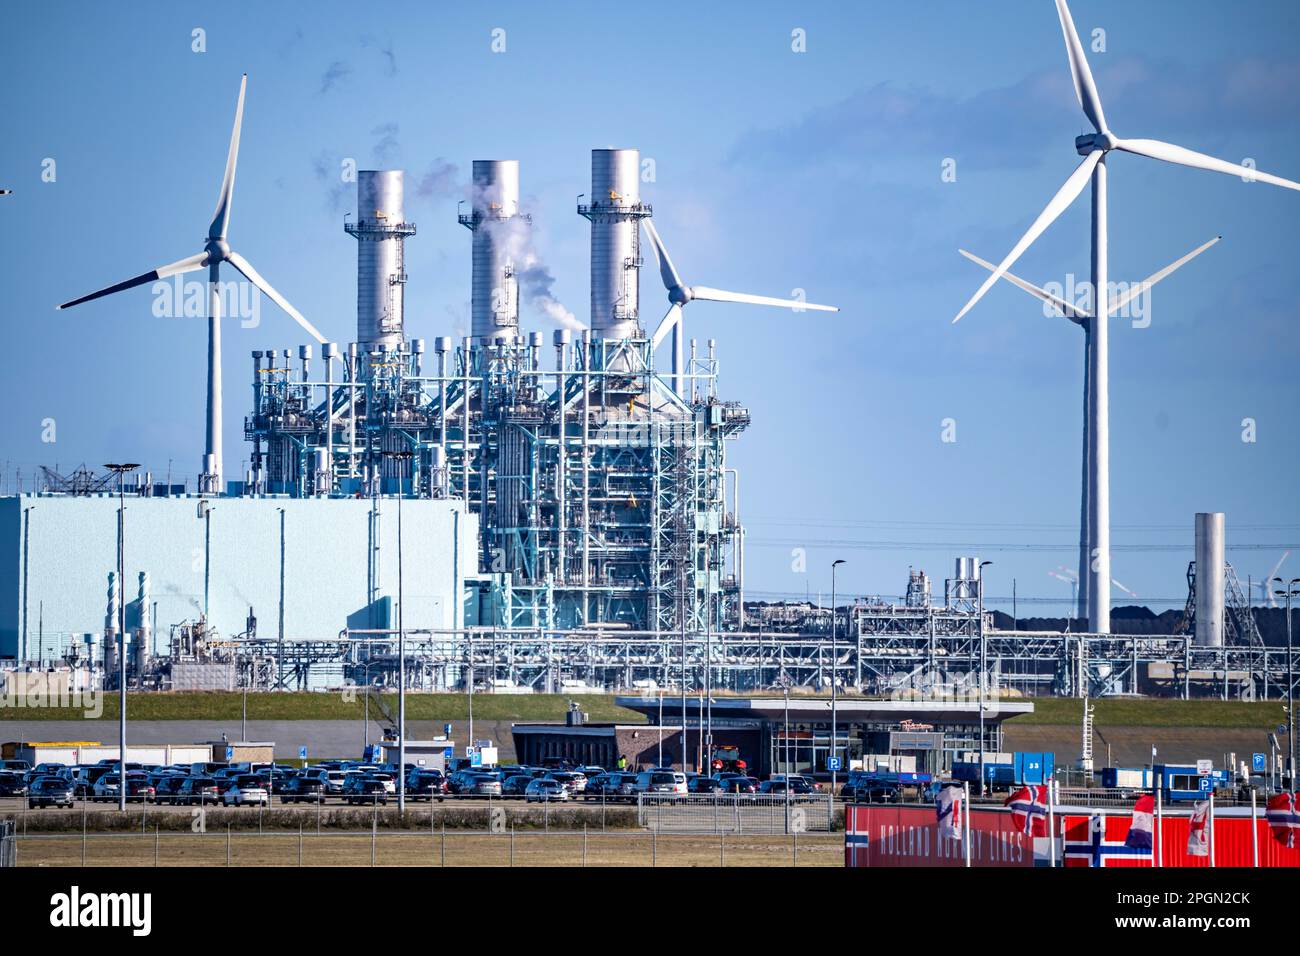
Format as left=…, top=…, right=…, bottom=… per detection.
left=581, top=148, right=650, bottom=341
left=346, top=170, right=416, bottom=348
left=461, top=160, right=523, bottom=343
left=1195, top=512, right=1225, bottom=647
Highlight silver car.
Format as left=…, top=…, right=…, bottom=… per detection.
left=525, top=778, right=569, bottom=803
left=464, top=773, right=503, bottom=797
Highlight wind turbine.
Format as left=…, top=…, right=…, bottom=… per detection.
left=952, top=0, right=1300, bottom=634
left=57, top=75, right=326, bottom=494
left=1258, top=551, right=1291, bottom=607
left=961, top=235, right=1221, bottom=619
left=640, top=218, right=838, bottom=395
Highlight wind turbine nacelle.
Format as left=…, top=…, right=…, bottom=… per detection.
left=669, top=286, right=693, bottom=306
left=204, top=238, right=231, bottom=262
left=1075, top=132, right=1116, bottom=156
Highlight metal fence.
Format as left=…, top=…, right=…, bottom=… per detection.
left=0, top=820, right=14, bottom=867
left=636, top=794, right=835, bottom=834
left=6, top=826, right=842, bottom=868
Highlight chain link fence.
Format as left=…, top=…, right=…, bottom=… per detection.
left=0, top=820, right=14, bottom=867
left=636, top=794, right=835, bottom=834
left=8, top=825, right=842, bottom=868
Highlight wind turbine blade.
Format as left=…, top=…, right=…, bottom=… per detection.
left=1115, top=138, right=1300, bottom=192
left=209, top=74, right=248, bottom=241
left=958, top=248, right=1088, bottom=323
left=1108, top=236, right=1221, bottom=315
left=1265, top=550, right=1291, bottom=608
left=226, top=251, right=326, bottom=344
left=56, top=252, right=209, bottom=309
left=1111, top=578, right=1138, bottom=598
left=689, top=287, right=839, bottom=312
left=1055, top=0, right=1108, bottom=134
left=952, top=149, right=1102, bottom=323
left=651, top=304, right=682, bottom=350
left=642, top=219, right=683, bottom=292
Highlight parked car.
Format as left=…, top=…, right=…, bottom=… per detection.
left=582, top=773, right=611, bottom=798
left=759, top=779, right=816, bottom=799
left=460, top=773, right=503, bottom=798
left=604, top=773, right=640, bottom=801
left=0, top=759, right=31, bottom=773
left=153, top=775, right=190, bottom=805
left=545, top=771, right=585, bottom=795
left=69, top=765, right=113, bottom=797
left=176, top=777, right=220, bottom=805
left=342, top=776, right=388, bottom=805
left=502, top=774, right=533, bottom=797
left=688, top=776, right=724, bottom=795
left=717, top=776, right=758, bottom=795
left=28, top=776, right=74, bottom=809
left=635, top=770, right=687, bottom=795
left=0, top=771, right=29, bottom=797
left=308, top=769, right=349, bottom=795
left=405, top=770, right=446, bottom=802
left=222, top=775, right=270, bottom=807
left=282, top=775, right=326, bottom=804
left=525, top=778, right=568, bottom=803
left=93, top=773, right=155, bottom=803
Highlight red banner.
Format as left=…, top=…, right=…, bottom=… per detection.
left=847, top=803, right=1300, bottom=867
left=845, top=804, right=1036, bottom=867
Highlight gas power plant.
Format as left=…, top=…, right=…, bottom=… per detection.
left=2, top=73, right=1293, bottom=705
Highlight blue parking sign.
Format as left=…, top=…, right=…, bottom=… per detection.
left=827, top=756, right=842, bottom=771
left=1199, top=776, right=1212, bottom=792
left=1252, top=753, right=1266, bottom=773
left=298, top=746, right=308, bottom=760
left=225, top=746, right=234, bottom=761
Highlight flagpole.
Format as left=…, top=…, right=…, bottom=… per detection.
left=963, top=781, right=972, bottom=868
left=1250, top=789, right=1259, bottom=867
left=1154, top=785, right=1163, bottom=867
left=1048, top=779, right=1057, bottom=867
left=1208, top=791, right=1216, bottom=867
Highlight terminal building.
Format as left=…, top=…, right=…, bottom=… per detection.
left=512, top=697, right=1034, bottom=777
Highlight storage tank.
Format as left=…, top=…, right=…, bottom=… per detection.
left=1195, top=512, right=1225, bottom=647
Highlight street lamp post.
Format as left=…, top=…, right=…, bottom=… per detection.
left=1275, top=576, right=1299, bottom=788
left=830, top=559, right=845, bottom=795
left=386, top=449, right=415, bottom=813
left=104, top=462, right=139, bottom=813
left=978, top=560, right=994, bottom=796
left=277, top=507, right=286, bottom=691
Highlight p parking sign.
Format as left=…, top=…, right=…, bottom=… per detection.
left=827, top=756, right=842, bottom=772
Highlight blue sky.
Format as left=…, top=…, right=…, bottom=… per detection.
left=2, top=0, right=1299, bottom=614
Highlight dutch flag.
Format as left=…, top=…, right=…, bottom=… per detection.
left=1125, top=794, right=1155, bottom=850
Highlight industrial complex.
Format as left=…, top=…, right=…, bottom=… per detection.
left=0, top=70, right=1293, bottom=714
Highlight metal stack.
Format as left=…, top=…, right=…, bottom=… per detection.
left=244, top=152, right=745, bottom=634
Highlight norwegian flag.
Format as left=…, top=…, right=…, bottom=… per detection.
left=1125, top=794, right=1155, bottom=850
left=1187, top=800, right=1210, bottom=857
left=1004, top=785, right=1049, bottom=836
left=1266, top=792, right=1300, bottom=849
left=935, top=784, right=963, bottom=841
left=1064, top=814, right=1154, bottom=867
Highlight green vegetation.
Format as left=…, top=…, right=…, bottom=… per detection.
left=1009, top=697, right=1287, bottom=729
left=1, top=689, right=1283, bottom=731
left=0, top=692, right=640, bottom=723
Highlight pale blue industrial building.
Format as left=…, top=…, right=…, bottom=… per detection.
left=0, top=494, right=477, bottom=662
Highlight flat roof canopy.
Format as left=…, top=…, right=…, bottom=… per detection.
left=612, top=697, right=1033, bottom=725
